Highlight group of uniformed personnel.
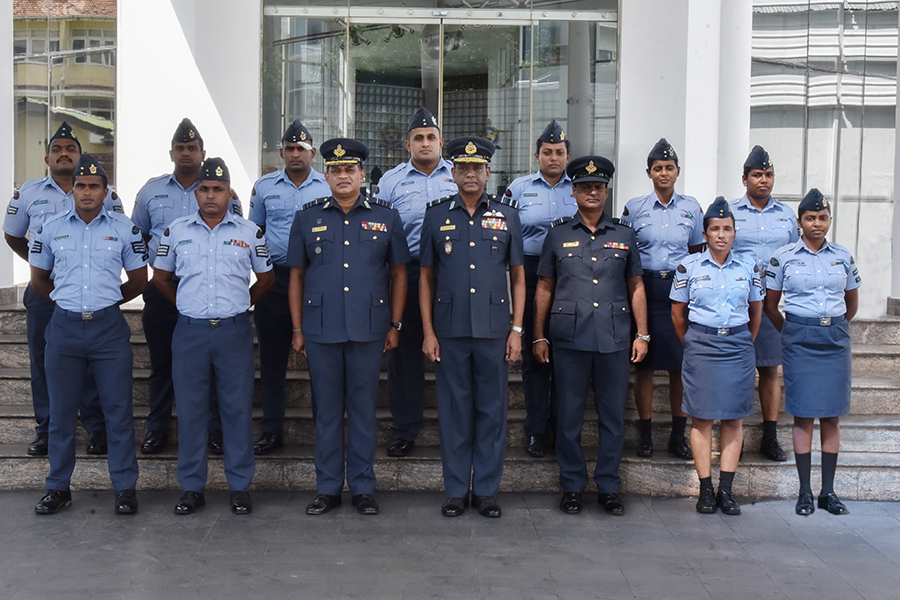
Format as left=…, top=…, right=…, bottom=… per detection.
left=5, top=111, right=859, bottom=519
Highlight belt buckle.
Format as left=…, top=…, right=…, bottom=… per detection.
left=819, top=317, right=832, bottom=326
left=659, top=270, right=672, bottom=280
left=209, top=318, right=221, bottom=328
left=81, top=312, right=93, bottom=321
left=717, top=327, right=730, bottom=336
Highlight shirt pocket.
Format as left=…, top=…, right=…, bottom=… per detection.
left=434, top=292, right=452, bottom=335
left=302, top=293, right=323, bottom=336
left=148, top=196, right=175, bottom=229
left=482, top=227, right=509, bottom=261
left=51, top=236, right=76, bottom=270
left=549, top=300, right=576, bottom=342
left=556, top=245, right=583, bottom=278
left=175, top=243, right=201, bottom=277
left=726, top=277, right=751, bottom=307
left=783, top=263, right=814, bottom=293
left=490, top=291, right=510, bottom=332
left=825, top=262, right=848, bottom=293
left=93, top=237, right=123, bottom=270
left=600, top=247, right=626, bottom=275
left=611, top=301, right=632, bottom=344
left=359, top=228, right=388, bottom=264
left=307, top=228, right=335, bottom=264
left=27, top=201, right=58, bottom=223
left=689, top=277, right=716, bottom=307
left=219, top=242, right=251, bottom=277
left=370, top=292, right=390, bottom=334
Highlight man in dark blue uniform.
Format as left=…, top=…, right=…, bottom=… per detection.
left=30, top=155, right=148, bottom=515
left=420, top=136, right=525, bottom=518
left=288, top=138, right=409, bottom=516
left=152, top=158, right=274, bottom=516
left=533, top=155, right=649, bottom=515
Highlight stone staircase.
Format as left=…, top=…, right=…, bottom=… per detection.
left=0, top=291, right=898, bottom=500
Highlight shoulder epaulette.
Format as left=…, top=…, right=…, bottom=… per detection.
left=497, top=195, right=518, bottom=209
left=615, top=218, right=631, bottom=228
left=300, top=197, right=329, bottom=211
left=370, top=198, right=394, bottom=209
left=551, top=216, right=572, bottom=227
left=427, top=195, right=454, bottom=209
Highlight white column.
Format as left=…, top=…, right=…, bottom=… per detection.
left=0, top=0, right=15, bottom=295
left=890, top=9, right=900, bottom=314
left=715, top=0, right=752, bottom=201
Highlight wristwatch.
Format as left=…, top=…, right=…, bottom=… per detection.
left=511, top=325, right=524, bottom=335
left=635, top=333, right=651, bottom=342
left=391, top=321, right=403, bottom=331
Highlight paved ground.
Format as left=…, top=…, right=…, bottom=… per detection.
left=1, top=490, right=899, bottom=599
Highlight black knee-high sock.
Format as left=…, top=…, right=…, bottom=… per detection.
left=719, top=471, right=735, bottom=492
left=639, top=418, right=652, bottom=442
left=671, top=416, right=687, bottom=437
left=795, top=452, right=812, bottom=495
left=762, top=420, right=778, bottom=441
left=821, top=452, right=838, bottom=495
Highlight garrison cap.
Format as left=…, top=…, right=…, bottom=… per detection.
left=446, top=136, right=495, bottom=163
left=798, top=188, right=829, bottom=215
left=538, top=119, right=565, bottom=144
left=704, top=196, right=733, bottom=220
left=320, top=138, right=368, bottom=165
left=744, top=145, right=773, bottom=171
left=50, top=121, right=81, bottom=151
left=172, top=118, right=201, bottom=144
left=199, top=157, right=230, bottom=182
left=566, top=155, right=614, bottom=184
left=74, top=154, right=107, bottom=184
left=648, top=137, right=677, bottom=162
left=408, top=107, right=439, bottom=132
left=282, top=119, right=313, bottom=150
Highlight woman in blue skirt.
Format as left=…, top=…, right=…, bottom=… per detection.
left=670, top=197, right=763, bottom=515
left=763, top=189, right=860, bottom=516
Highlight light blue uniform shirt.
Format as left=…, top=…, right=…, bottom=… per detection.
left=766, top=239, right=860, bottom=319
left=4, top=175, right=124, bottom=241
left=249, top=168, right=330, bottom=266
left=131, top=173, right=243, bottom=267
left=28, top=208, right=147, bottom=312
left=374, top=158, right=457, bottom=260
left=619, top=191, right=704, bottom=271
left=505, top=171, right=575, bottom=256
left=670, top=250, right=764, bottom=328
left=153, top=211, right=273, bottom=319
left=730, top=194, right=799, bottom=277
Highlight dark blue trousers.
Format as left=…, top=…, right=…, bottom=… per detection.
left=173, top=314, right=255, bottom=492
left=305, top=339, right=383, bottom=495
left=142, top=281, right=221, bottom=434
left=387, top=262, right=425, bottom=441
left=553, top=347, right=629, bottom=493
left=521, top=256, right=555, bottom=437
left=44, top=305, right=138, bottom=491
left=434, top=336, right=508, bottom=498
left=26, top=284, right=105, bottom=436
left=253, top=265, right=293, bottom=436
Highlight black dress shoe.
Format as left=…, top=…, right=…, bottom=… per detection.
left=696, top=487, right=717, bottom=514
left=441, top=496, right=468, bottom=517
left=760, top=436, right=787, bottom=461
left=306, top=493, right=342, bottom=515
left=795, top=491, right=815, bottom=516
left=174, top=491, right=206, bottom=515
left=27, top=433, right=48, bottom=456
left=598, top=492, right=625, bottom=515
left=668, top=434, right=693, bottom=460
left=386, top=438, right=414, bottom=457
left=230, top=491, right=253, bottom=515
left=818, top=492, right=849, bottom=515
left=86, top=431, right=107, bottom=455
left=526, top=435, right=545, bottom=458
left=636, top=438, right=653, bottom=458
left=115, top=489, right=138, bottom=515
left=254, top=432, right=283, bottom=455
left=35, top=489, right=72, bottom=515
left=351, top=494, right=380, bottom=515
left=207, top=430, right=224, bottom=455
left=141, top=431, right=168, bottom=455
left=716, top=488, right=741, bottom=515
left=559, top=492, right=583, bottom=514
left=472, top=495, right=502, bottom=518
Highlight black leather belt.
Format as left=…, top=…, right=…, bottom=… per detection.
left=59, top=305, right=119, bottom=321
left=785, top=313, right=846, bottom=327
left=689, top=322, right=749, bottom=337
left=178, top=313, right=247, bottom=328
left=643, top=269, right=673, bottom=280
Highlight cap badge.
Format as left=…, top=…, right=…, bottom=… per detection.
left=465, top=141, right=477, bottom=155
left=215, top=166, right=223, bottom=177
left=585, top=161, right=597, bottom=174
left=560, top=131, right=565, bottom=141
left=89, top=164, right=97, bottom=174
left=334, top=144, right=346, bottom=158
left=189, top=129, right=195, bottom=139
left=300, top=131, right=307, bottom=141
left=822, top=199, right=828, bottom=207
left=431, top=115, right=438, bottom=125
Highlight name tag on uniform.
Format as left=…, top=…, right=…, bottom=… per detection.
left=362, top=222, right=387, bottom=232
left=311, top=226, right=327, bottom=233
left=524, top=192, right=538, bottom=197
left=177, top=239, right=193, bottom=245
left=53, top=235, right=69, bottom=241
left=635, top=212, right=650, bottom=219
left=482, top=218, right=507, bottom=231
left=401, top=180, right=415, bottom=186
left=603, top=242, right=628, bottom=250
left=563, top=241, right=579, bottom=248
left=225, top=239, right=249, bottom=248
left=440, top=225, right=456, bottom=231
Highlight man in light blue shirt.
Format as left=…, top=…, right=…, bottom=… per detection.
left=375, top=107, right=457, bottom=457
left=249, top=120, right=330, bottom=455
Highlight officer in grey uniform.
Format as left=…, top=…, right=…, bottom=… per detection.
left=533, top=155, right=649, bottom=516
left=131, top=118, right=241, bottom=454
left=152, top=158, right=274, bottom=516
left=375, top=107, right=457, bottom=458
left=249, top=119, right=330, bottom=455
left=420, top=136, right=525, bottom=518
left=4, top=122, right=119, bottom=457
left=288, top=138, right=409, bottom=516
left=30, top=154, right=148, bottom=515
left=504, top=119, right=574, bottom=458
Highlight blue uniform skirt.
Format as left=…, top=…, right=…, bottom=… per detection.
left=639, top=275, right=683, bottom=371
left=682, top=327, right=755, bottom=420
left=782, top=319, right=851, bottom=418
left=754, top=313, right=782, bottom=367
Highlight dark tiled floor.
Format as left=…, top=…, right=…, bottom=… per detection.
left=1, top=491, right=899, bottom=599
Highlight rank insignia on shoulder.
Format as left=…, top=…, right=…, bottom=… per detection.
left=132, top=226, right=140, bottom=235
left=673, top=278, right=687, bottom=290
left=498, top=196, right=518, bottom=209
left=113, top=205, right=124, bottom=213
left=427, top=196, right=453, bottom=209
left=769, top=257, right=780, bottom=267
left=132, top=240, right=147, bottom=255
left=156, top=243, right=169, bottom=257
left=301, top=198, right=327, bottom=211
left=371, top=198, right=393, bottom=209
left=676, top=264, right=687, bottom=274
left=232, top=204, right=243, bottom=216
left=30, top=241, right=42, bottom=254
left=616, top=218, right=631, bottom=228
left=7, top=204, right=17, bottom=215
left=551, top=217, right=572, bottom=227
left=255, top=244, right=269, bottom=258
